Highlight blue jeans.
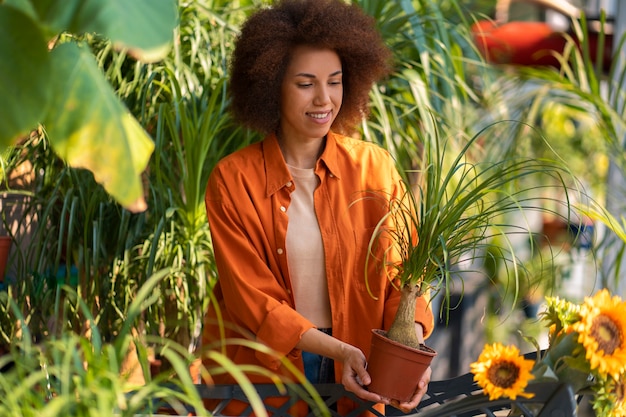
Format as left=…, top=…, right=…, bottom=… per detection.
left=302, top=328, right=335, bottom=383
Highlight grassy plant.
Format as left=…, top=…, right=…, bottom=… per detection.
left=119, top=0, right=263, bottom=354
left=0, top=269, right=296, bottom=417
left=356, top=0, right=564, bottom=349
left=139, top=80, right=254, bottom=352
left=366, top=120, right=577, bottom=349
left=360, top=0, right=495, bottom=174
left=515, top=13, right=626, bottom=289
left=0, top=0, right=262, bottom=356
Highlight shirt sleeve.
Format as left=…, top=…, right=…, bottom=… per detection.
left=205, top=165, right=315, bottom=370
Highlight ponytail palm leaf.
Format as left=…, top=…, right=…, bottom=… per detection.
left=369, top=124, right=574, bottom=349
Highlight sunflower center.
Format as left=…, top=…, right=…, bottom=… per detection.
left=487, top=360, right=519, bottom=389
left=591, top=314, right=622, bottom=354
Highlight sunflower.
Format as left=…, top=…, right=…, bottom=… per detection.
left=612, top=376, right=626, bottom=417
left=542, top=296, right=580, bottom=344
left=571, top=289, right=626, bottom=379
left=590, top=374, right=626, bottom=417
left=470, top=343, right=535, bottom=400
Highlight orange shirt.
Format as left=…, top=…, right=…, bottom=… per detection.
left=202, top=131, right=433, bottom=413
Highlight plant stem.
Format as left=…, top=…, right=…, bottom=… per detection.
left=386, top=284, right=421, bottom=349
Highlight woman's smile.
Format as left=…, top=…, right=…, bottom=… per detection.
left=308, top=111, right=333, bottom=122
left=280, top=45, right=343, bottom=145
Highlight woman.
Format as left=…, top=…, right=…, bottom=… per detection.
left=202, top=0, right=434, bottom=414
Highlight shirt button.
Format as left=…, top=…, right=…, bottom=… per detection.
left=329, top=173, right=334, bottom=178
left=280, top=206, right=286, bottom=213
left=286, top=289, right=291, bottom=294
left=277, top=248, right=284, bottom=255
left=286, top=181, right=293, bottom=187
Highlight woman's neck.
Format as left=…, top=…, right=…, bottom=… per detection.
left=277, top=133, right=326, bottom=169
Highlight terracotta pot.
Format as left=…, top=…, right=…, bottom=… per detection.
left=471, top=20, right=613, bottom=71
left=366, top=329, right=437, bottom=403
left=0, top=236, right=11, bottom=282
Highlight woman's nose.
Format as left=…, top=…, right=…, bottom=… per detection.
left=313, top=85, right=330, bottom=105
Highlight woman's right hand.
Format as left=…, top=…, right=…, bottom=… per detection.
left=297, top=329, right=389, bottom=404
left=339, top=343, right=389, bottom=404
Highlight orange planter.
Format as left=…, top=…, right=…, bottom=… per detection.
left=366, top=329, right=437, bottom=403
left=471, top=20, right=613, bottom=71
left=472, top=20, right=567, bottom=67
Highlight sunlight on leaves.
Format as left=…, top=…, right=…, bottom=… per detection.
left=71, top=0, right=178, bottom=62
left=31, top=0, right=177, bottom=62
left=44, top=43, right=154, bottom=212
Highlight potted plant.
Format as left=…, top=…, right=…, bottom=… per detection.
left=0, top=137, right=37, bottom=285
left=0, top=147, right=11, bottom=282
left=363, top=123, right=577, bottom=402
left=352, top=0, right=586, bottom=403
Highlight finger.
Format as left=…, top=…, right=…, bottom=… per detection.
left=398, top=379, right=430, bottom=411
left=391, top=374, right=431, bottom=412
left=356, top=368, right=371, bottom=386
left=350, top=360, right=370, bottom=386
left=346, top=382, right=388, bottom=404
left=390, top=399, right=412, bottom=414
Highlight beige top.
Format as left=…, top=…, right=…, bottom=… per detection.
left=285, top=164, right=332, bottom=328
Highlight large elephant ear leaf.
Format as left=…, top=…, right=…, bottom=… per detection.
left=32, top=0, right=178, bottom=62
left=0, top=5, right=51, bottom=148
left=44, top=43, right=154, bottom=212
left=76, top=0, right=178, bottom=62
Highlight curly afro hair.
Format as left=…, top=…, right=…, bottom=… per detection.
left=228, top=0, right=392, bottom=135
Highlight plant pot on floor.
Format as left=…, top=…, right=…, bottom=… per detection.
left=366, top=329, right=437, bottom=403
left=0, top=236, right=11, bottom=282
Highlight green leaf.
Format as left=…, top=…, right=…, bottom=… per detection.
left=0, top=5, right=51, bottom=148
left=1, top=0, right=37, bottom=19
left=77, top=0, right=177, bottom=62
left=44, top=43, right=154, bottom=212
left=33, top=0, right=178, bottom=62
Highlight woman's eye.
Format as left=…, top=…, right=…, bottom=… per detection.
left=297, top=83, right=313, bottom=88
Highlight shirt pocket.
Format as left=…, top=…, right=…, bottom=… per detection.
left=352, top=226, right=387, bottom=295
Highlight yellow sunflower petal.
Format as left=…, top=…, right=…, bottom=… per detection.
left=572, top=289, right=626, bottom=379
left=470, top=343, right=535, bottom=400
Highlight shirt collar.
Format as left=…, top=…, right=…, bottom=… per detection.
left=263, top=131, right=342, bottom=197
left=263, top=133, right=291, bottom=197
left=318, top=131, right=342, bottom=180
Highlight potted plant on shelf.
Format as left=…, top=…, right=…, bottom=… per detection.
left=0, top=235, right=9, bottom=285
left=364, top=123, right=577, bottom=403
left=0, top=141, right=29, bottom=285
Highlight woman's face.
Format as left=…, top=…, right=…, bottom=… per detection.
left=280, top=45, right=343, bottom=144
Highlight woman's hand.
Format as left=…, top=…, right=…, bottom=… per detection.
left=388, top=365, right=431, bottom=413
left=296, top=329, right=386, bottom=402
left=339, top=343, right=389, bottom=404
